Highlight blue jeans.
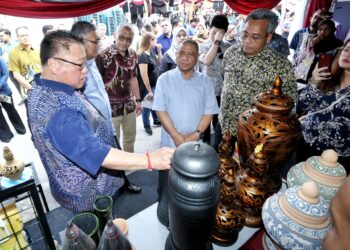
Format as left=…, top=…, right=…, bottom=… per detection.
left=142, top=87, right=159, bottom=128
left=142, top=107, right=159, bottom=128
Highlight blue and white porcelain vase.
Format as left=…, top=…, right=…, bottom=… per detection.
left=262, top=182, right=331, bottom=250
left=287, top=149, right=346, bottom=203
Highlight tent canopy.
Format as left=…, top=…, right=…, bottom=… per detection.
left=0, top=0, right=281, bottom=18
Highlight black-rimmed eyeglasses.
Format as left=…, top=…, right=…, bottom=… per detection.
left=117, top=35, right=133, bottom=43
left=53, top=57, right=87, bottom=71
left=83, top=38, right=101, bottom=45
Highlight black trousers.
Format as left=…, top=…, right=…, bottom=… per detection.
left=0, top=95, right=26, bottom=141
left=203, top=95, right=221, bottom=145
left=9, top=71, right=21, bottom=96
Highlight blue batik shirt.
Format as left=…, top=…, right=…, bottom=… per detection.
left=27, top=74, right=124, bottom=212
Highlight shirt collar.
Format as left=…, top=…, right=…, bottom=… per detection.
left=175, top=67, right=197, bottom=80
left=111, top=44, right=130, bottom=57
left=87, top=58, right=95, bottom=66
left=35, top=73, right=75, bottom=95
left=239, top=45, right=268, bottom=59
left=161, top=33, right=172, bottom=39
left=20, top=44, right=34, bottom=51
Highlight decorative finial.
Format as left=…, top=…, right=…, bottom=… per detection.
left=299, top=182, right=320, bottom=204
left=319, top=149, right=338, bottom=167
left=270, top=75, right=283, bottom=95
left=3, top=147, right=14, bottom=161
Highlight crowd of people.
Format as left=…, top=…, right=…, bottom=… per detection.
left=0, top=6, right=349, bottom=247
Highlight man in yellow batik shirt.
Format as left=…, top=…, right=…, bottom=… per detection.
left=8, top=26, right=41, bottom=104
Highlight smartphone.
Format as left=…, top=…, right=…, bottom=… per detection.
left=318, top=53, right=332, bottom=73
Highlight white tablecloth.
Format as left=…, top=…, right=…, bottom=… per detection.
left=127, top=203, right=259, bottom=250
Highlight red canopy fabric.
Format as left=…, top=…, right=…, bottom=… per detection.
left=0, top=0, right=124, bottom=19
left=118, top=1, right=127, bottom=7
left=303, top=0, right=332, bottom=28
left=0, top=0, right=282, bottom=18
left=225, top=0, right=281, bottom=15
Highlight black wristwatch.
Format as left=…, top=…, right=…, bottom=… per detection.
left=214, top=40, right=222, bottom=46
left=195, top=129, right=204, bottom=139
left=135, top=98, right=142, bottom=103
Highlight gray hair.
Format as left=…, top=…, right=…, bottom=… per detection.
left=179, top=39, right=199, bottom=54
left=245, top=8, right=279, bottom=34
left=70, top=21, right=96, bottom=39
left=116, top=24, right=134, bottom=36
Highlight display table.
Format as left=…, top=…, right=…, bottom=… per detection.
left=127, top=203, right=259, bottom=250
left=127, top=181, right=287, bottom=249
left=0, top=178, right=55, bottom=249
left=0, top=163, right=50, bottom=213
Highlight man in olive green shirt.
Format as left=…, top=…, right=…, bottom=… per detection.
left=8, top=26, right=41, bottom=100
left=220, top=9, right=297, bottom=138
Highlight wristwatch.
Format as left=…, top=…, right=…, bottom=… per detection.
left=195, top=129, right=204, bottom=140
left=214, top=40, right=222, bottom=46
left=135, top=98, right=142, bottom=103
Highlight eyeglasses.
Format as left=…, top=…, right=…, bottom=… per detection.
left=241, top=33, right=266, bottom=43
left=53, top=57, right=87, bottom=71
left=83, top=38, right=100, bottom=45
left=118, top=35, right=133, bottom=43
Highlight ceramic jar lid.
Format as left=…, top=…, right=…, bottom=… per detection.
left=172, top=142, right=219, bottom=178
left=287, top=149, right=346, bottom=202
left=262, top=182, right=331, bottom=250
left=304, top=150, right=346, bottom=187
left=254, top=76, right=295, bottom=115
left=279, top=182, right=330, bottom=229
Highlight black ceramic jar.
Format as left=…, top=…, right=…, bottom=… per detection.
left=165, top=142, right=220, bottom=250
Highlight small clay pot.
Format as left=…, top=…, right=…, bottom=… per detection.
left=0, top=147, right=25, bottom=180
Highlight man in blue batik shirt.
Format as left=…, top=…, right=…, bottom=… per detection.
left=27, top=30, right=173, bottom=213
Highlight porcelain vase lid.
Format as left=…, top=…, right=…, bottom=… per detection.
left=288, top=149, right=346, bottom=188
left=278, top=182, right=330, bottom=229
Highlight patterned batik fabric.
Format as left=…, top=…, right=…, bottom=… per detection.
left=220, top=44, right=298, bottom=136
left=297, top=84, right=350, bottom=156
left=96, top=45, right=138, bottom=117
left=28, top=76, right=123, bottom=212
